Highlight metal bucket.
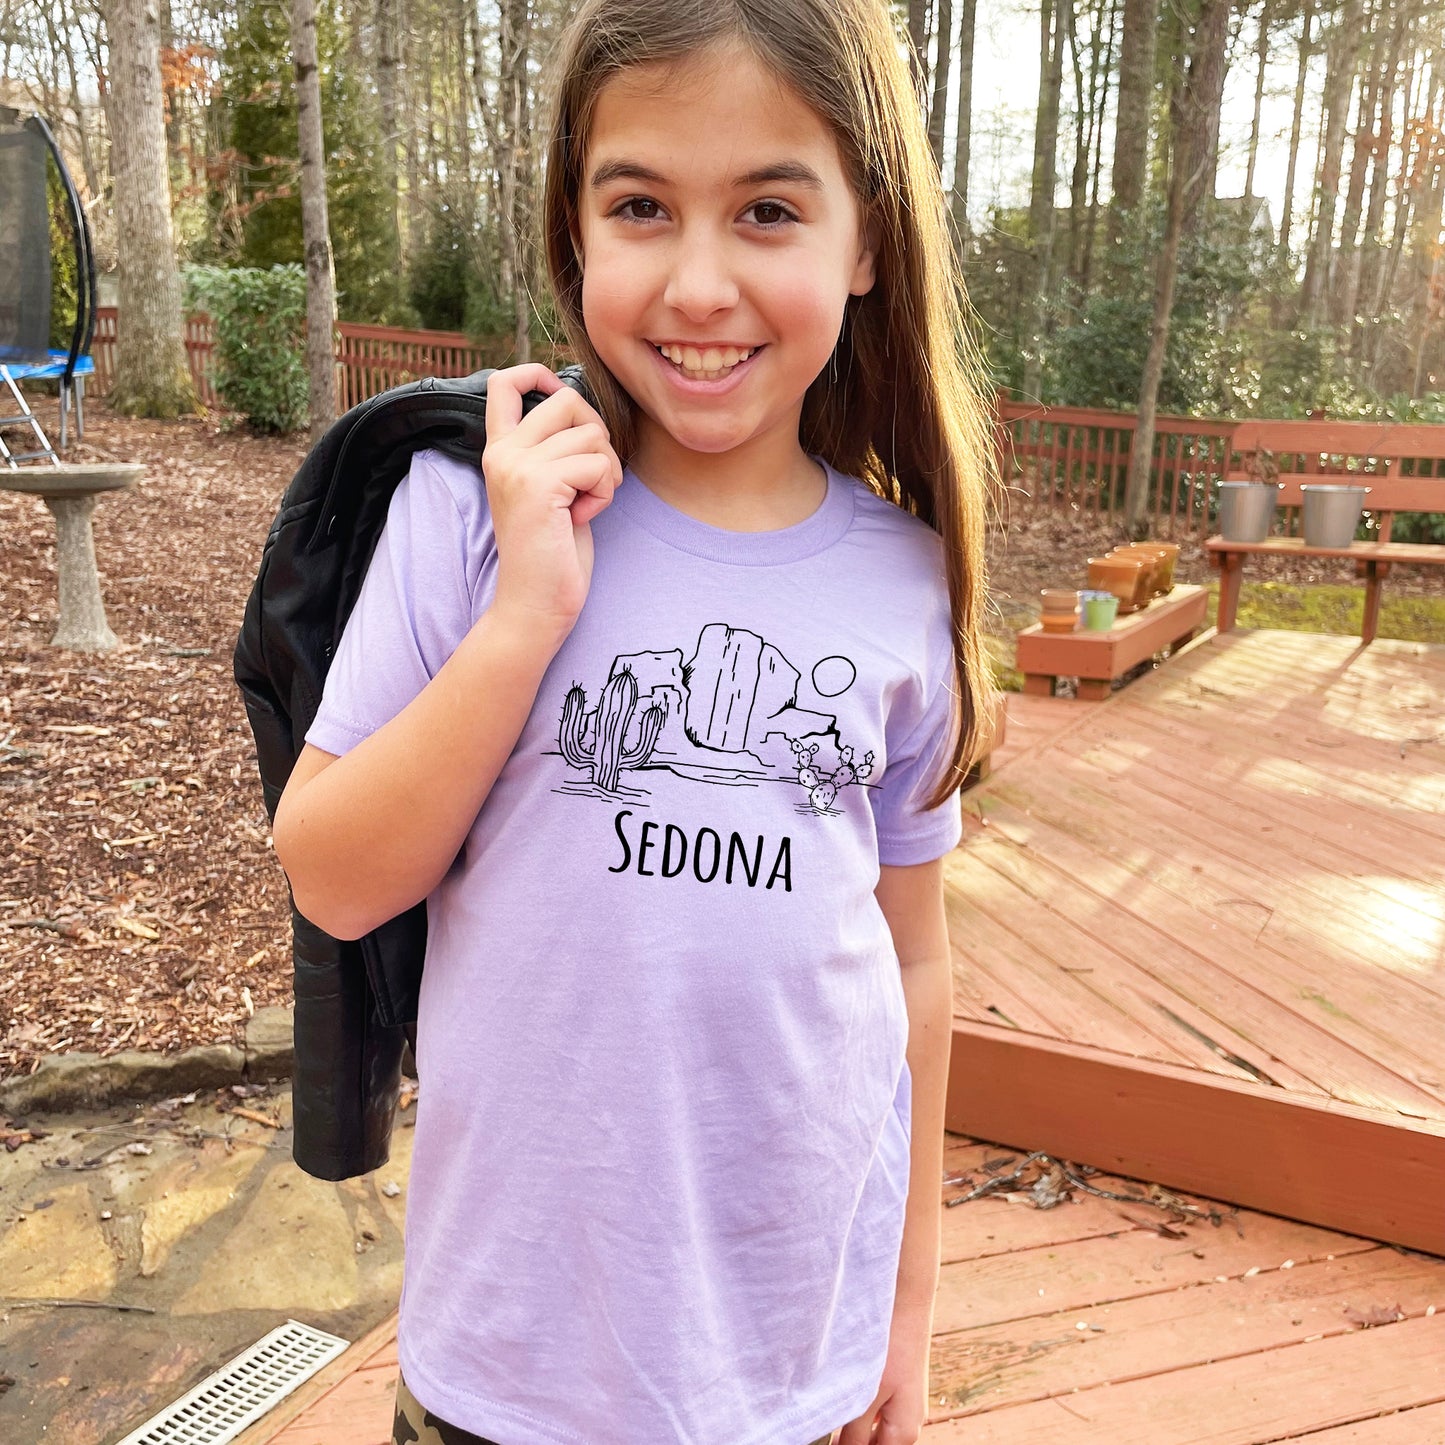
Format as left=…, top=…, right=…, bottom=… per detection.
left=1217, top=482, right=1280, bottom=543
left=1301, top=484, right=1371, bottom=548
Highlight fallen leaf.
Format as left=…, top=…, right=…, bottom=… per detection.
left=114, top=916, right=160, bottom=940
left=1344, top=1303, right=1406, bottom=1328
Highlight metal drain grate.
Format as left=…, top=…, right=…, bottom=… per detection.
left=116, top=1319, right=351, bottom=1445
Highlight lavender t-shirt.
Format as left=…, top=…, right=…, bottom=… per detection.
left=306, top=448, right=962, bottom=1445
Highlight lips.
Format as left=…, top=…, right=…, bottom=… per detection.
left=647, top=340, right=764, bottom=393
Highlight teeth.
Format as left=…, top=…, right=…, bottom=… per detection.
left=656, top=343, right=756, bottom=377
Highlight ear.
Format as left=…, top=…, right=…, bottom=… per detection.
left=849, top=212, right=881, bottom=297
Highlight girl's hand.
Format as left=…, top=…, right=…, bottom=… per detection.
left=482, top=363, right=624, bottom=638
left=836, top=1298, right=931, bottom=1445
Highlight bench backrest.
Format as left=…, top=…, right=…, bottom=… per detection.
left=1228, top=420, right=1445, bottom=537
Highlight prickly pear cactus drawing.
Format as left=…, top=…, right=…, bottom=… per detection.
left=559, top=666, right=666, bottom=793
left=790, top=738, right=874, bottom=815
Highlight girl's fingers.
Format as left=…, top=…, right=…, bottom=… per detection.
left=508, top=384, right=614, bottom=456
left=522, top=422, right=623, bottom=491
left=538, top=453, right=617, bottom=516
left=483, top=364, right=567, bottom=445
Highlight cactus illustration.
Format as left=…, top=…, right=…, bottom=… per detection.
left=790, top=739, right=821, bottom=789
left=559, top=667, right=665, bottom=792
left=797, top=739, right=875, bottom=814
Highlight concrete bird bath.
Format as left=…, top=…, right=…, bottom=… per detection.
left=2, top=462, right=144, bottom=651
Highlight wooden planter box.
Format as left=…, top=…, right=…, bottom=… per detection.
left=1016, top=584, right=1209, bottom=700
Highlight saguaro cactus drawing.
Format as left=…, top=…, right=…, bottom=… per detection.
left=559, top=667, right=666, bottom=792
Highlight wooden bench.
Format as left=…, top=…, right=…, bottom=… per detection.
left=1016, top=584, right=1209, bottom=700
left=1206, top=421, right=1445, bottom=644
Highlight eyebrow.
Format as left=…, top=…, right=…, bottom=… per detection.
left=587, top=159, right=825, bottom=192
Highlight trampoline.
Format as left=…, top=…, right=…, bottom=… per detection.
left=0, top=103, right=98, bottom=463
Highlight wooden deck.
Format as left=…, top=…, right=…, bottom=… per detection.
left=248, top=1131, right=1445, bottom=1444
left=246, top=627, right=1445, bottom=1443
left=948, top=628, right=1445, bottom=1255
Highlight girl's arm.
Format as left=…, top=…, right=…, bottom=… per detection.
left=842, top=857, right=952, bottom=1444
left=272, top=603, right=568, bottom=942
left=273, top=363, right=624, bottom=943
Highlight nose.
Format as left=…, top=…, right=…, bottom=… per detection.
left=661, top=227, right=740, bottom=321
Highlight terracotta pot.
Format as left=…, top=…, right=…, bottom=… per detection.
left=1110, top=544, right=1169, bottom=600
left=1151, top=542, right=1180, bottom=592
left=1039, top=587, right=1080, bottom=634
left=1086, top=555, right=1146, bottom=613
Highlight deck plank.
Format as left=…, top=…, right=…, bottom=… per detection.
left=265, top=1359, right=397, bottom=1445
left=985, top=761, right=1445, bottom=992
left=1274, top=1400, right=1445, bottom=1441
left=932, top=1216, right=1374, bottom=1333
left=966, top=787, right=1445, bottom=1096
left=930, top=1246, right=1444, bottom=1418
left=920, top=1309, right=1445, bottom=1444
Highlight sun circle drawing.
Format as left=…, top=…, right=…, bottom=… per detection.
left=811, top=656, right=856, bottom=697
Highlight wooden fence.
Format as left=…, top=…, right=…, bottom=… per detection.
left=90, top=309, right=531, bottom=415
left=84, top=312, right=1445, bottom=536
left=997, top=399, right=1445, bottom=537
left=92, top=307, right=221, bottom=408
left=997, top=400, right=1237, bottom=538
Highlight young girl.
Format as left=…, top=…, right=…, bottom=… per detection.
left=273, top=0, right=997, bottom=1441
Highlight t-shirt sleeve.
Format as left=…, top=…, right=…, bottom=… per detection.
left=870, top=594, right=964, bottom=867
left=305, top=449, right=489, bottom=758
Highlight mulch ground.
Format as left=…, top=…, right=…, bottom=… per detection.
left=1, top=395, right=1439, bottom=1082
left=1, top=395, right=307, bottom=1080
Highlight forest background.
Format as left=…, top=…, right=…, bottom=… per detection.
left=3, top=0, right=1444, bottom=428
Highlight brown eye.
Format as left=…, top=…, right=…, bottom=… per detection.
left=613, top=197, right=662, bottom=224
left=748, top=201, right=797, bottom=230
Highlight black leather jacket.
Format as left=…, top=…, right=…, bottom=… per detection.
left=233, top=365, right=590, bottom=1180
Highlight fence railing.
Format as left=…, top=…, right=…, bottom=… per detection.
left=83, top=313, right=1445, bottom=536
left=93, top=307, right=221, bottom=408
left=90, top=309, right=562, bottom=416
left=997, top=399, right=1445, bottom=537
left=997, top=399, right=1237, bottom=538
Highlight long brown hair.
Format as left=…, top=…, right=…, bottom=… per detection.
left=540, top=0, right=999, bottom=811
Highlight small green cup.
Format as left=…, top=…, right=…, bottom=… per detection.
left=1082, top=590, right=1120, bottom=631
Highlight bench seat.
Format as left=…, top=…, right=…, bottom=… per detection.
left=1205, top=535, right=1445, bottom=643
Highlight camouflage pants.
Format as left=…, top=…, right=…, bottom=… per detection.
left=392, top=1370, right=837, bottom=1444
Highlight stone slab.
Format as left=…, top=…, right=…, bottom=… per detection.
left=0, top=1006, right=297, bottom=1114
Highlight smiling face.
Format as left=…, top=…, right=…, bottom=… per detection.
left=574, top=42, right=878, bottom=498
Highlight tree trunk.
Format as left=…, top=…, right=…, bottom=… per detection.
left=1350, top=0, right=1413, bottom=333
left=949, top=0, right=977, bottom=239
left=928, top=0, right=953, bottom=172
left=1081, top=0, right=1117, bottom=291
left=290, top=0, right=337, bottom=438
left=1300, top=0, right=1367, bottom=323
left=1245, top=0, right=1270, bottom=198
left=102, top=0, right=195, bottom=417
left=1279, top=0, right=1315, bottom=253
left=1066, top=0, right=1090, bottom=283
left=496, top=0, right=532, bottom=363
left=1335, top=0, right=1387, bottom=324
left=1024, top=0, right=1066, bottom=399
left=375, top=0, right=403, bottom=264
left=908, top=0, right=930, bottom=105
left=1124, top=0, right=1230, bottom=535
left=1108, top=0, right=1157, bottom=242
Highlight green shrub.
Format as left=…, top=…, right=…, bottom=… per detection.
left=185, top=264, right=309, bottom=432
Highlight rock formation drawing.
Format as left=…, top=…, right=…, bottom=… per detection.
left=551, top=622, right=875, bottom=815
